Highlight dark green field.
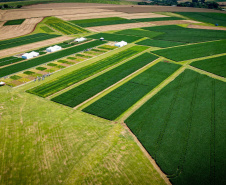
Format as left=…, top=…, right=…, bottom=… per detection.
left=3, top=19, right=25, bottom=26
left=0, top=56, right=24, bottom=67
left=83, top=62, right=181, bottom=120
left=133, top=17, right=184, bottom=22
left=152, top=40, right=226, bottom=62
left=125, top=69, right=226, bottom=185
left=191, top=55, right=226, bottom=77
left=51, top=53, right=158, bottom=107
left=137, top=38, right=183, bottom=48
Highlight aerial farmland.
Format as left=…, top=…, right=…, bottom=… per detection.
left=0, top=1, right=225, bottom=185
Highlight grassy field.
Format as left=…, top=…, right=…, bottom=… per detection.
left=87, top=33, right=143, bottom=43
left=3, top=19, right=25, bottom=26
left=125, top=69, right=226, bottom=185
left=190, top=55, right=226, bottom=77
left=83, top=62, right=181, bottom=120
left=0, top=86, right=165, bottom=185
left=133, top=17, right=184, bottom=22
left=0, top=40, right=105, bottom=78
left=152, top=40, right=226, bottom=62
left=143, top=25, right=226, bottom=43
left=175, top=12, right=226, bottom=27
left=51, top=52, right=158, bottom=107
left=0, top=56, right=24, bottom=67
left=137, top=38, right=184, bottom=48
left=70, top=17, right=136, bottom=27
left=0, top=33, right=60, bottom=51
left=27, top=45, right=148, bottom=98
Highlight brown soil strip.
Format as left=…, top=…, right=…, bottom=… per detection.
left=152, top=20, right=200, bottom=26
left=120, top=13, right=169, bottom=19
left=187, top=24, right=226, bottom=30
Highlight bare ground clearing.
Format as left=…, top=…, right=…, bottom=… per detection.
left=0, top=36, right=71, bottom=57
left=187, top=24, right=226, bottom=30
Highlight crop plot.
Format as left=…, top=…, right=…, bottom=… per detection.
left=51, top=52, right=158, bottom=107
left=87, top=33, right=143, bottom=43
left=0, top=56, right=24, bottom=67
left=45, top=17, right=88, bottom=35
left=152, top=40, right=226, bottom=62
left=27, top=45, right=148, bottom=97
left=3, top=19, right=25, bottom=26
left=190, top=55, right=226, bottom=77
left=83, top=62, right=181, bottom=120
left=0, top=33, right=60, bottom=51
left=133, top=17, right=184, bottom=22
left=0, top=40, right=104, bottom=78
left=137, top=38, right=183, bottom=48
left=70, top=17, right=136, bottom=27
left=125, top=69, right=226, bottom=185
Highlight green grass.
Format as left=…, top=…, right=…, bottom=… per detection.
left=0, top=56, right=24, bottom=67
left=76, top=54, right=93, bottom=58
left=10, top=75, right=21, bottom=80
left=152, top=40, right=226, bottom=62
left=36, top=67, right=47, bottom=71
left=51, top=53, right=158, bottom=107
left=0, top=86, right=165, bottom=185
left=83, top=62, right=181, bottom=120
left=142, top=25, right=226, bottom=43
left=190, top=55, right=226, bottom=77
left=87, top=33, right=143, bottom=43
left=47, top=63, right=58, bottom=67
left=40, top=26, right=54, bottom=33
left=133, top=17, right=184, bottom=22
left=137, top=38, right=183, bottom=48
left=23, top=71, right=35, bottom=75
left=70, top=17, right=137, bottom=27
left=3, top=19, right=25, bottom=26
left=98, top=45, right=117, bottom=50
left=125, top=69, right=226, bottom=185
left=27, top=45, right=148, bottom=98
left=0, top=40, right=105, bottom=78
left=0, top=33, right=60, bottom=51
left=175, top=12, right=226, bottom=27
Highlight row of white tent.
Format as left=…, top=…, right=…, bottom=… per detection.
left=22, top=51, right=39, bottom=59
left=115, top=41, right=127, bottom=47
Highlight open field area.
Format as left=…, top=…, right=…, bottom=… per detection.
left=125, top=69, right=226, bottom=185
left=137, top=38, right=184, bottom=48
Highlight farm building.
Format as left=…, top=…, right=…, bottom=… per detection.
left=46, top=45, right=62, bottom=52
left=22, top=51, right=39, bottom=59
left=115, top=41, right=127, bottom=47
left=75, top=37, right=86, bottom=42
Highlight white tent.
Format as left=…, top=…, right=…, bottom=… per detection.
left=22, top=51, right=39, bottom=59
left=30, top=51, right=39, bottom=57
left=75, top=37, right=86, bottom=42
left=0, top=82, right=6, bottom=86
left=46, top=45, right=62, bottom=52
left=115, top=41, right=127, bottom=47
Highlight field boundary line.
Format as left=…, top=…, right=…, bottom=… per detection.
left=116, top=66, right=186, bottom=122
left=74, top=57, right=160, bottom=110
left=186, top=65, right=226, bottom=82
left=121, top=122, right=172, bottom=185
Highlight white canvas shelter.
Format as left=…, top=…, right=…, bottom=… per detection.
left=115, top=41, right=127, bottom=47
left=30, top=51, right=39, bottom=57
left=46, top=45, right=62, bottom=52
left=22, top=51, right=39, bottom=59
left=0, top=82, right=6, bottom=86
left=75, top=37, right=86, bottom=42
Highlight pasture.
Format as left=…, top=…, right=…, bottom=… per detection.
left=125, top=69, right=226, bottom=185
left=83, top=62, right=181, bottom=120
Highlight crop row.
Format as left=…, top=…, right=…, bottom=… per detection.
left=132, top=16, right=184, bottom=22
left=27, top=45, right=148, bottom=98
left=0, top=40, right=105, bottom=78
left=0, top=57, right=24, bottom=67
left=152, top=39, right=226, bottom=62
left=137, top=38, right=183, bottom=48
left=83, top=62, right=181, bottom=120
left=0, top=33, right=60, bottom=50
left=51, top=52, right=158, bottom=107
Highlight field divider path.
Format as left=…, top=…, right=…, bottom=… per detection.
left=74, top=56, right=159, bottom=110
left=116, top=66, right=186, bottom=122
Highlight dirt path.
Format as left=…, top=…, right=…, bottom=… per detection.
left=187, top=24, right=226, bottom=31
left=151, top=20, right=200, bottom=26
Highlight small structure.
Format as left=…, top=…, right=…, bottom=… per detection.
left=115, top=41, right=127, bottom=47
left=0, top=82, right=6, bottom=86
left=22, top=51, right=39, bottom=59
left=30, top=51, right=39, bottom=57
left=100, top=37, right=104, bottom=41
left=75, top=37, right=86, bottom=42
left=46, top=45, right=62, bottom=52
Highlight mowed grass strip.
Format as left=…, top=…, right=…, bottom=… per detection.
left=0, top=40, right=105, bottom=78
left=70, top=17, right=137, bottom=27
left=0, top=57, right=24, bottom=67
left=190, top=55, right=226, bottom=77
left=152, top=40, right=226, bottom=62
left=83, top=62, right=181, bottom=120
left=0, top=33, right=60, bottom=50
left=87, top=33, right=143, bottom=43
left=137, top=38, right=183, bottom=48
left=51, top=53, right=158, bottom=107
left=125, top=69, right=226, bottom=185
left=27, top=45, right=148, bottom=98
left=132, top=17, right=184, bottom=22
left=3, top=19, right=25, bottom=26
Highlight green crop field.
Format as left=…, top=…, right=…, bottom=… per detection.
left=137, top=38, right=184, bottom=48
left=191, top=55, right=226, bottom=77
left=87, top=33, right=143, bottom=43
left=0, top=40, right=104, bottom=78
left=152, top=40, right=226, bottom=62
left=3, top=19, right=25, bottom=26
left=51, top=53, right=158, bottom=107
left=83, top=62, right=181, bottom=120
left=27, top=45, right=148, bottom=98
left=70, top=17, right=136, bottom=27
left=0, top=33, right=60, bottom=51
left=125, top=69, right=226, bottom=185
left=175, top=12, right=226, bottom=27
left=142, top=25, right=226, bottom=43
left=133, top=17, right=184, bottom=22
left=40, top=26, right=54, bottom=33
left=45, top=17, right=88, bottom=35
left=0, top=56, right=24, bottom=67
